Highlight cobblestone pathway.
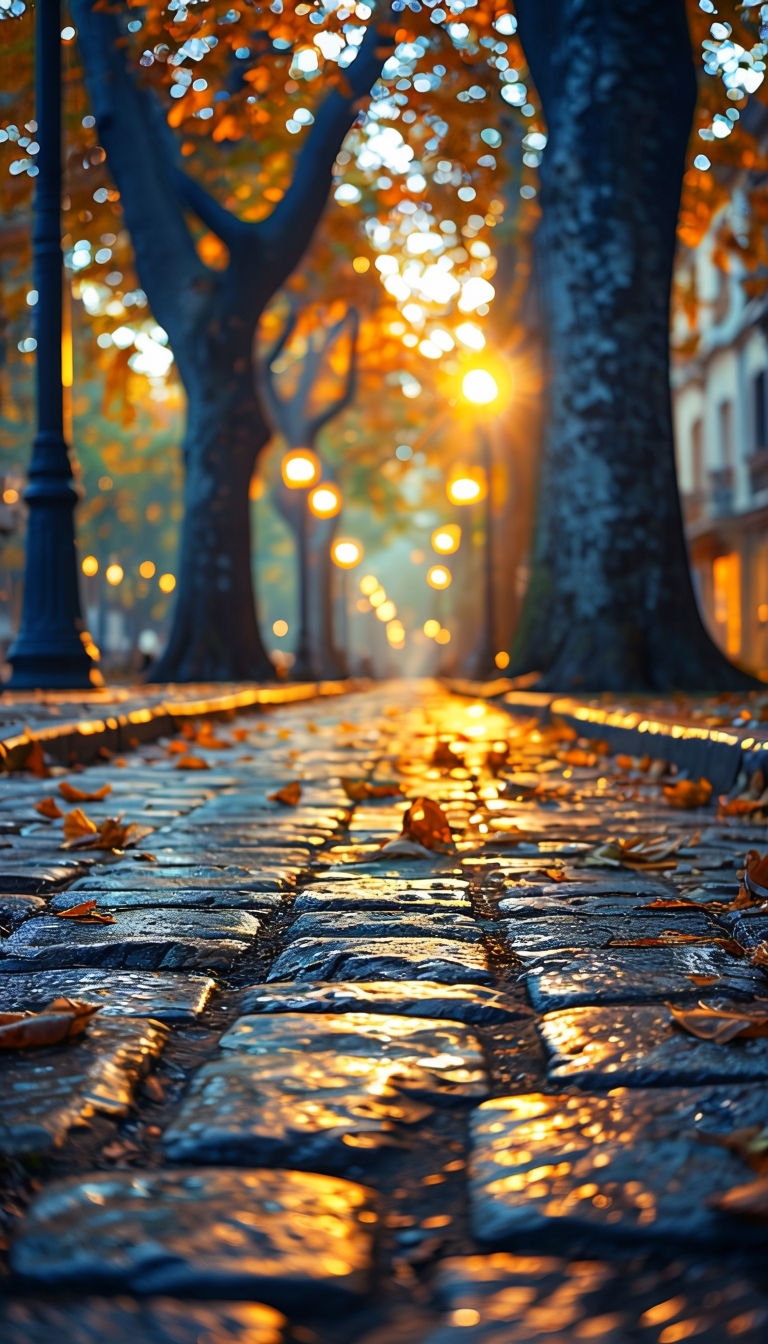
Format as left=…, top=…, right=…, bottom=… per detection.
left=1, top=681, right=768, bottom=1342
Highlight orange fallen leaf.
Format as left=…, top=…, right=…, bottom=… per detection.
left=640, top=897, right=709, bottom=911
left=35, top=796, right=63, bottom=820
left=58, top=781, right=112, bottom=803
left=174, top=755, right=210, bottom=771
left=751, top=942, right=768, bottom=969
left=557, top=748, right=598, bottom=768
left=232, top=728, right=249, bottom=743
left=539, top=868, right=567, bottom=882
left=668, top=1001, right=768, bottom=1044
left=0, top=998, right=100, bottom=1049
left=743, top=850, right=768, bottom=902
left=269, top=781, right=302, bottom=806
left=277, top=729, right=292, bottom=740
left=608, top=931, right=713, bottom=948
left=707, top=1177, right=768, bottom=1220
left=5, top=738, right=49, bottom=777
left=180, top=721, right=196, bottom=740
left=340, top=778, right=403, bottom=802
left=62, top=807, right=98, bottom=841
left=167, top=741, right=189, bottom=755
left=718, top=797, right=768, bottom=819
left=402, top=797, right=453, bottom=852
left=432, top=740, right=461, bottom=768
left=615, top=754, right=637, bottom=771
left=196, top=723, right=231, bottom=749
left=55, top=900, right=116, bottom=924
left=662, top=778, right=713, bottom=809
left=686, top=974, right=721, bottom=987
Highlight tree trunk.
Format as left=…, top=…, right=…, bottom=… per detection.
left=512, top=0, right=755, bottom=691
left=152, top=357, right=273, bottom=682
left=309, top=514, right=346, bottom=678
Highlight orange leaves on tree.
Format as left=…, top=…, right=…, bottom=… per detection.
left=58, top=781, right=112, bottom=804
left=55, top=900, right=116, bottom=925
left=0, top=998, right=100, bottom=1050
left=269, top=781, right=302, bottom=806
left=662, top=778, right=713, bottom=809
left=35, top=797, right=63, bottom=820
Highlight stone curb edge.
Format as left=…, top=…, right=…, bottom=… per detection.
left=444, top=677, right=767, bottom=795
left=0, top=679, right=368, bottom=770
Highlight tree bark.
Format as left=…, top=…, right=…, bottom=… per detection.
left=512, top=0, right=755, bottom=691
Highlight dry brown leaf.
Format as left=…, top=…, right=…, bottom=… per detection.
left=608, top=931, right=712, bottom=948
left=58, top=781, right=112, bottom=804
left=0, top=997, right=100, bottom=1050
left=585, top=834, right=687, bottom=870
left=269, top=781, right=302, bottom=806
left=640, top=897, right=709, bottom=911
left=557, top=748, right=598, bottom=768
left=538, top=867, right=567, bottom=882
left=35, top=796, right=63, bottom=820
left=180, top=721, right=196, bottom=740
left=432, top=740, right=461, bottom=768
left=751, top=942, right=768, bottom=969
left=231, top=728, right=249, bottom=743
left=55, top=900, right=116, bottom=924
left=743, top=850, right=768, bottom=902
left=62, top=807, right=98, bottom=841
left=196, top=723, right=231, bottom=749
left=5, top=738, right=49, bottom=777
left=167, top=741, right=189, bottom=755
left=402, top=797, right=453, bottom=852
left=668, top=1001, right=768, bottom=1044
left=340, top=778, right=403, bottom=802
left=277, top=728, right=292, bottom=740
left=174, top=755, right=210, bottom=771
left=376, top=837, right=435, bottom=860
left=707, top=1177, right=768, bottom=1220
left=718, top=797, right=768, bottom=819
left=662, top=778, right=713, bottom=809
left=686, top=974, right=721, bottom=987
left=614, top=754, right=638, bottom=771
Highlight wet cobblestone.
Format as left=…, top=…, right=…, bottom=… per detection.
left=1, top=682, right=768, bottom=1340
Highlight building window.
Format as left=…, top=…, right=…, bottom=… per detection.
left=754, top=370, right=767, bottom=451
left=718, top=400, right=733, bottom=467
left=691, top=418, right=703, bottom=491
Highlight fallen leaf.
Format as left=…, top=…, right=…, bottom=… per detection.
left=718, top=797, right=768, bottom=819
left=62, top=807, right=98, bottom=841
left=557, top=748, right=598, bottom=768
left=402, top=797, right=453, bottom=852
left=180, top=721, right=196, bottom=739
left=174, top=755, right=210, bottom=771
left=640, top=897, right=709, bottom=911
left=584, top=834, right=688, bottom=870
left=196, top=723, right=231, bottom=749
left=340, top=778, right=403, bottom=802
left=608, top=932, right=713, bottom=948
left=277, top=729, right=292, bottom=740
left=269, top=781, right=302, bottom=806
left=751, top=942, right=768, bottom=969
left=231, top=728, right=249, bottom=743
left=662, top=778, right=713, bottom=809
left=707, top=1177, right=768, bottom=1220
left=485, top=742, right=510, bottom=774
left=686, top=974, right=721, bottom=987
left=538, top=867, right=567, bottom=882
left=63, top=817, right=155, bottom=852
left=5, top=738, right=49, bottom=777
left=167, top=741, right=189, bottom=755
left=743, top=850, right=768, bottom=902
left=35, top=796, right=63, bottom=820
left=58, top=781, right=112, bottom=803
left=668, top=1001, right=768, bottom=1044
left=615, top=754, right=638, bottom=771
left=432, top=740, right=461, bottom=768
left=0, top=998, right=99, bottom=1050
left=376, top=837, right=435, bottom=860
left=55, top=900, right=116, bottom=924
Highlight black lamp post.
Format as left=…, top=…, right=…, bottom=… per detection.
left=467, top=426, right=498, bottom=679
left=7, top=0, right=98, bottom=689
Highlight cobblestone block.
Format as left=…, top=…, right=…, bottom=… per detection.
left=268, top=937, right=492, bottom=984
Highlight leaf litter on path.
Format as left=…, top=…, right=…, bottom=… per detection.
left=0, top=998, right=99, bottom=1050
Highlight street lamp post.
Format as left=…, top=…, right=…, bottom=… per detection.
left=456, top=368, right=502, bottom=681
left=7, top=0, right=98, bottom=689
left=281, top=448, right=321, bottom=681
left=330, top=539, right=363, bottom=676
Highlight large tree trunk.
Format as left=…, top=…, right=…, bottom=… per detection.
left=512, top=0, right=755, bottom=691
left=308, top=514, right=346, bottom=678
left=152, top=355, right=273, bottom=682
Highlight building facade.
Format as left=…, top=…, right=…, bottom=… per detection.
left=673, top=217, right=768, bottom=677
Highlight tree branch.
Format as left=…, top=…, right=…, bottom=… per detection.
left=259, top=8, right=394, bottom=288
left=173, top=168, right=252, bottom=248
left=71, top=0, right=206, bottom=337
left=307, top=307, right=359, bottom=441
left=514, top=0, right=565, bottom=123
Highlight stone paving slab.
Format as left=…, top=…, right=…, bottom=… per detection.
left=11, top=1168, right=376, bottom=1309
left=289, top=911, right=484, bottom=942
left=0, top=910, right=260, bottom=971
left=0, top=894, right=46, bottom=930
left=0, top=861, right=90, bottom=893
left=0, top=1298, right=291, bottom=1344
left=427, top=1253, right=768, bottom=1343
left=0, top=1017, right=168, bottom=1155
left=526, top=946, right=766, bottom=1011
left=49, top=887, right=284, bottom=913
left=0, top=968, right=216, bottom=1021
left=70, top=867, right=295, bottom=893
left=293, top=878, right=471, bottom=914
left=539, top=1003, right=768, bottom=1085
left=219, top=1011, right=487, bottom=1082
left=239, top=980, right=529, bottom=1025
left=268, top=937, right=493, bottom=985
left=720, top=911, right=768, bottom=948
left=497, top=892, right=725, bottom=920
left=469, top=1090, right=768, bottom=1251
left=500, top=912, right=721, bottom=956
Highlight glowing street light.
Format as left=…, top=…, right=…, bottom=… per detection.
left=331, top=538, right=364, bottom=570
left=359, top=574, right=379, bottom=596
left=376, top=600, right=397, bottom=623
left=423, top=619, right=440, bottom=638
left=446, top=470, right=486, bottom=506
left=427, top=565, right=452, bottom=590
left=308, top=482, right=342, bottom=518
left=105, top=563, right=124, bottom=587
left=282, top=448, right=321, bottom=489
left=81, top=555, right=99, bottom=577
left=462, top=368, right=499, bottom=406
left=431, top=524, right=461, bottom=555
